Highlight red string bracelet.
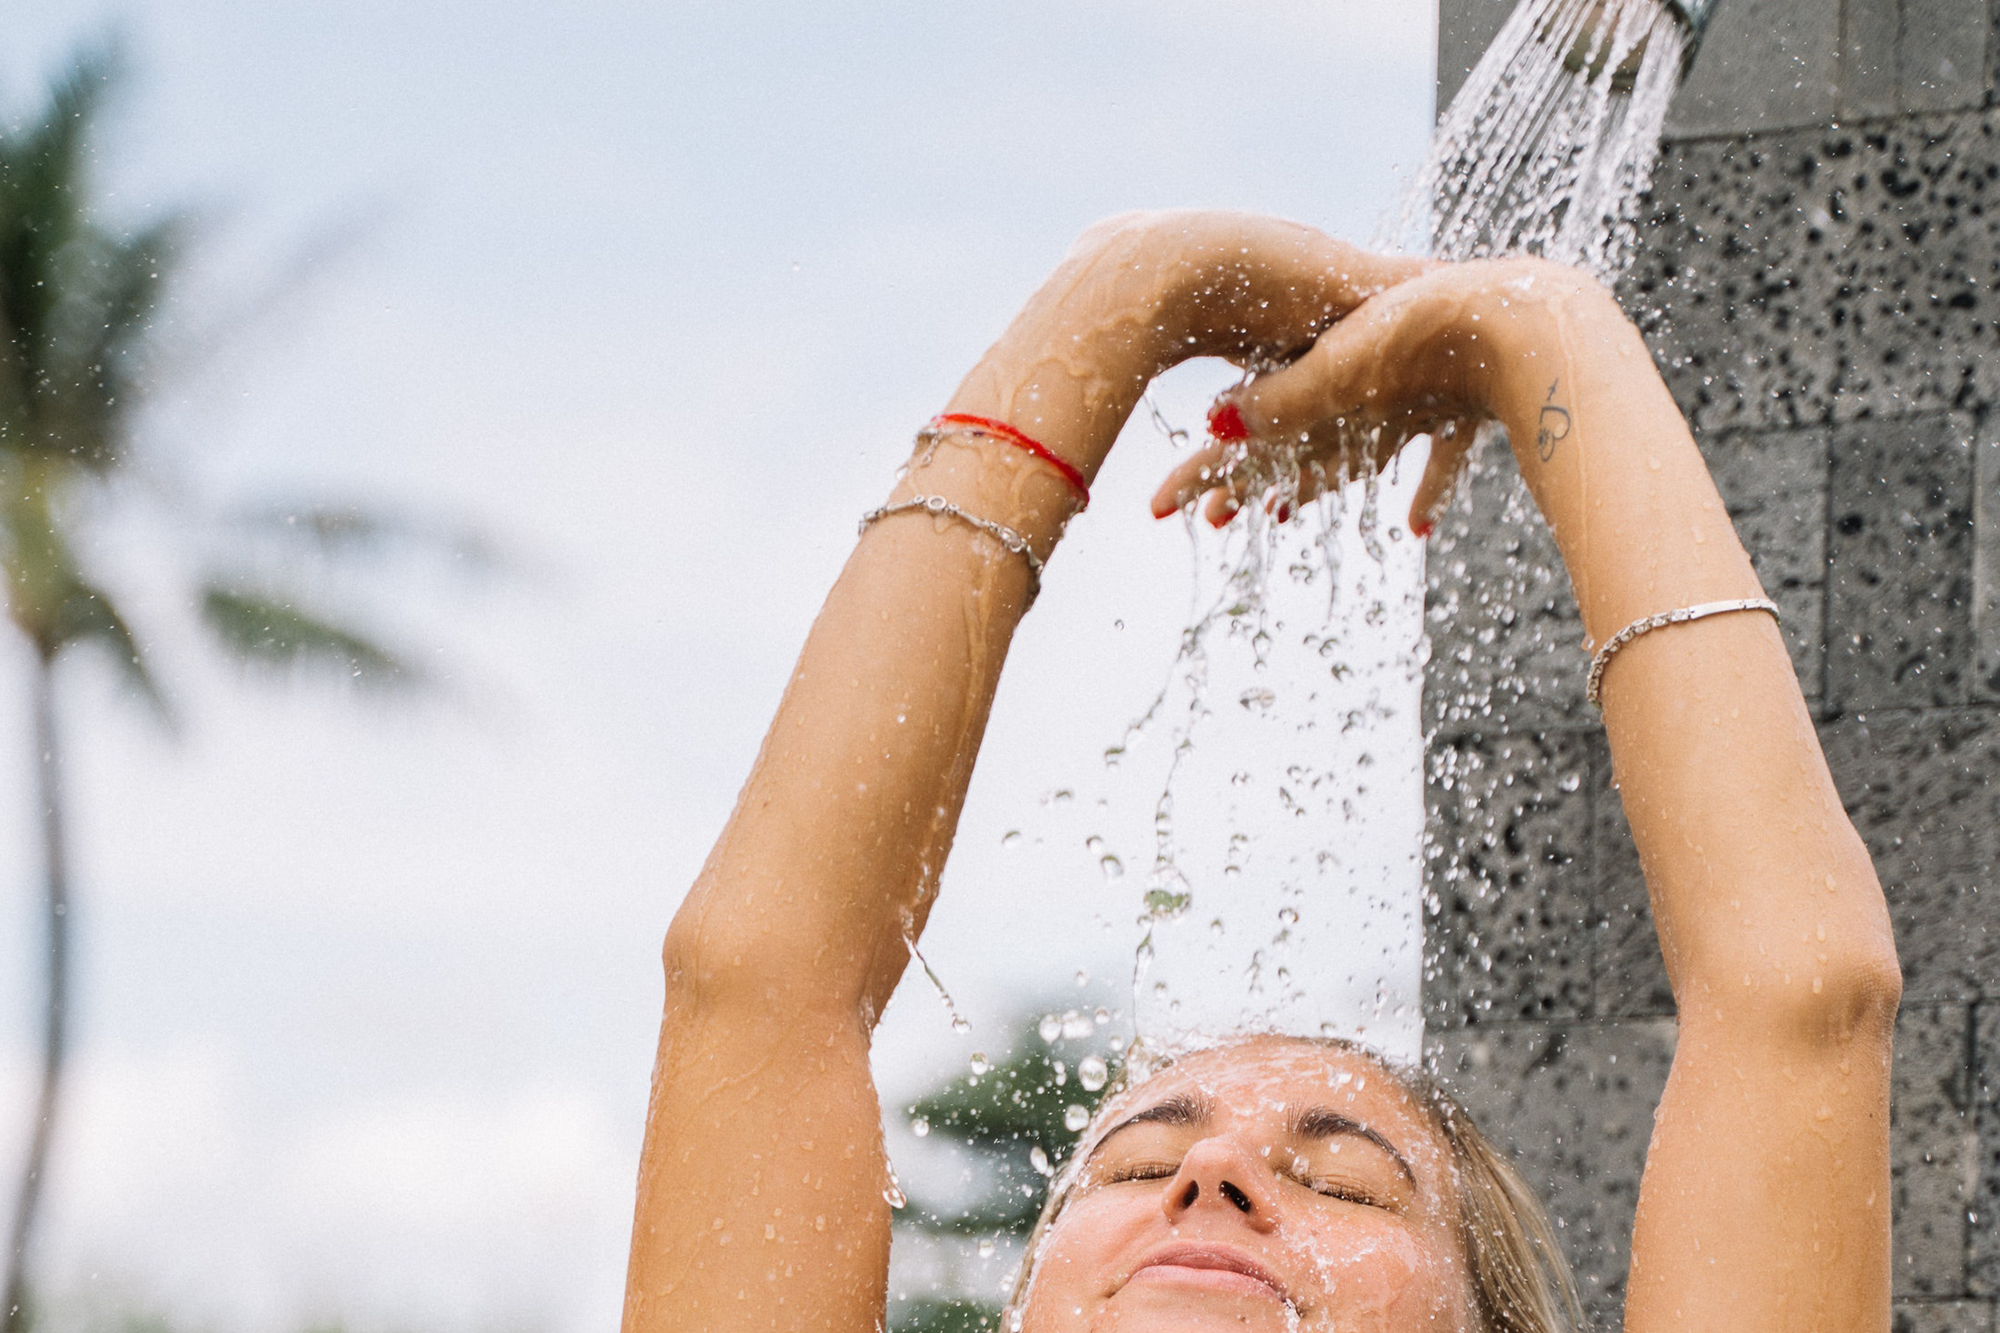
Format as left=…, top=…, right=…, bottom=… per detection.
left=927, top=412, right=1090, bottom=508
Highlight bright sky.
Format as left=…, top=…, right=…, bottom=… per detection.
left=0, top=5, right=1437, bottom=1331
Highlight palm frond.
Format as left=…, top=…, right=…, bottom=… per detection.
left=50, top=214, right=180, bottom=466
left=48, top=575, right=167, bottom=716
left=0, top=473, right=166, bottom=715
left=222, top=501, right=507, bottom=575
left=200, top=583, right=418, bottom=688
left=0, top=46, right=119, bottom=394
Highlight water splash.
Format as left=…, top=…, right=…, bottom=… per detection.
left=1400, top=0, right=1690, bottom=276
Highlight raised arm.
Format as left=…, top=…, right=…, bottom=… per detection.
left=623, top=212, right=1424, bottom=1333
left=1155, top=258, right=1901, bottom=1333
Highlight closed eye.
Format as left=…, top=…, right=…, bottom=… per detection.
left=1280, top=1161, right=1386, bottom=1208
left=1102, top=1159, right=1179, bottom=1184
left=1301, top=1178, right=1384, bottom=1207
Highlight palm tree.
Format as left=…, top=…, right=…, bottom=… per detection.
left=0, top=49, right=440, bottom=1333
left=892, top=1015, right=1122, bottom=1333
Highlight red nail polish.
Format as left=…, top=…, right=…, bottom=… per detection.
left=1413, top=518, right=1434, bottom=539
left=1207, top=399, right=1250, bottom=443
left=1275, top=503, right=1291, bottom=523
left=1209, top=503, right=1239, bottom=529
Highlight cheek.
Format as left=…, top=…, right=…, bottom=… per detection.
left=1019, top=1190, right=1159, bottom=1327
left=1288, top=1212, right=1463, bottom=1333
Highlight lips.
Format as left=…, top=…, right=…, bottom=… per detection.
left=1127, top=1241, right=1291, bottom=1304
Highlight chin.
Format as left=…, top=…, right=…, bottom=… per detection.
left=1077, top=1286, right=1302, bottom=1333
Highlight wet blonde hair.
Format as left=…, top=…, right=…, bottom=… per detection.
left=1002, top=1036, right=1585, bottom=1333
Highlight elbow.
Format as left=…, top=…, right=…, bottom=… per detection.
left=660, top=915, right=770, bottom=1018
left=659, top=906, right=870, bottom=1032
left=1691, top=940, right=1902, bottom=1054
left=1811, top=946, right=1903, bottom=1046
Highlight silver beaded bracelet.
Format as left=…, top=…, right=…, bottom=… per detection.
left=1585, top=597, right=1781, bottom=707
left=859, top=494, right=1044, bottom=601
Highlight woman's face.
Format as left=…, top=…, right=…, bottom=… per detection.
left=1018, top=1039, right=1473, bottom=1333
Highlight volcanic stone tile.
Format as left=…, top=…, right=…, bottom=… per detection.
left=1423, top=727, right=1599, bottom=1026
left=1667, top=0, right=1843, bottom=137
left=1427, top=1018, right=1676, bottom=1314
left=1436, top=0, right=1516, bottom=113
left=1819, top=709, right=2000, bottom=1003
left=1966, top=1004, right=2000, bottom=1294
left=1895, top=1003, right=1977, bottom=1298
left=1896, top=1301, right=1997, bottom=1333
left=1423, top=444, right=1590, bottom=736
left=1828, top=413, right=1975, bottom=711
left=1972, top=434, right=2000, bottom=700
left=1700, top=424, right=1831, bottom=702
left=1899, top=0, right=1994, bottom=114
left=1844, top=0, right=1908, bottom=121
left=1624, top=109, right=2000, bottom=435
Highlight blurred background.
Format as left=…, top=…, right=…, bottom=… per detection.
left=0, top=5, right=1437, bottom=1332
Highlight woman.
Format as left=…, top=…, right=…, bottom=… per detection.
left=624, top=212, right=1900, bottom=1333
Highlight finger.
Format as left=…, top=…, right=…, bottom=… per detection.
left=1408, top=417, right=1483, bottom=538
left=1150, top=439, right=1237, bottom=518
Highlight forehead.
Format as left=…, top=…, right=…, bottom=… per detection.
left=1091, top=1040, right=1442, bottom=1159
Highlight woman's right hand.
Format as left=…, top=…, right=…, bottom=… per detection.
left=1146, top=255, right=1625, bottom=535
left=946, top=211, right=1432, bottom=483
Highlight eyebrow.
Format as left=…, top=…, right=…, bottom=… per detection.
left=1289, top=1106, right=1417, bottom=1186
left=1088, top=1092, right=1211, bottom=1156
left=1085, top=1094, right=1416, bottom=1188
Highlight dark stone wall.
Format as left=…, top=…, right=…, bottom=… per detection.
left=1427, top=2, right=2000, bottom=1328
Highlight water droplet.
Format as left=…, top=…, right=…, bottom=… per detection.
left=910, top=1115, right=930, bottom=1137
left=1079, top=1056, right=1109, bottom=1091
left=1001, top=829, right=1022, bottom=848
left=969, top=1052, right=990, bottom=1076
left=978, top=1237, right=996, bottom=1258
left=1029, top=1145, right=1054, bottom=1177
left=1239, top=686, right=1276, bottom=711
left=1099, top=853, right=1124, bottom=880
left=1065, top=1104, right=1091, bottom=1131
left=1038, top=1013, right=1062, bottom=1042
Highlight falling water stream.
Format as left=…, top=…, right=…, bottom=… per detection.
left=1116, top=0, right=1700, bottom=1058
left=890, top=0, right=1711, bottom=1310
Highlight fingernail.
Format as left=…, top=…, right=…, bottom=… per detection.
left=1207, top=399, right=1250, bottom=443
left=1208, top=502, right=1239, bottom=529
left=1413, top=517, right=1434, bottom=539
left=1275, top=503, right=1291, bottom=523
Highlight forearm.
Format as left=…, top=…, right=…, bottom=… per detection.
left=1498, top=294, right=1897, bottom=1014
left=667, top=424, right=1082, bottom=1024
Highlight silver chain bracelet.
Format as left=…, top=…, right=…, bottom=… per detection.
left=1585, top=597, right=1781, bottom=707
left=859, top=494, right=1044, bottom=602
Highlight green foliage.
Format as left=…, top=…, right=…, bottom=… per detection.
left=201, top=584, right=415, bottom=686
left=901, top=1018, right=1121, bottom=1236
left=0, top=44, right=428, bottom=690
left=889, top=1296, right=1004, bottom=1333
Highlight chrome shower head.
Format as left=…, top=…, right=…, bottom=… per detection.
left=1663, top=0, right=1718, bottom=44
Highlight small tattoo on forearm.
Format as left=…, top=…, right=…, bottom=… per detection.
left=1535, top=380, right=1571, bottom=462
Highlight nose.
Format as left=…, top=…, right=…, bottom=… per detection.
left=1160, top=1137, right=1279, bottom=1233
